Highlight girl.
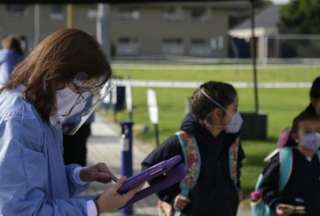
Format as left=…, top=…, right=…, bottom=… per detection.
left=142, top=81, right=245, bottom=216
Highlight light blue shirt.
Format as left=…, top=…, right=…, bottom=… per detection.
left=0, top=88, right=96, bottom=215
left=0, top=49, right=23, bottom=86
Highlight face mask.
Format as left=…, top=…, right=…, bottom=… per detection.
left=51, top=87, right=87, bottom=126
left=200, top=88, right=242, bottom=134
left=226, top=112, right=243, bottom=133
left=300, top=132, right=320, bottom=152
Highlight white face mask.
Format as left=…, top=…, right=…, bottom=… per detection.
left=226, top=112, right=243, bottom=133
left=51, top=87, right=87, bottom=126
left=300, top=132, right=320, bottom=152
left=200, top=88, right=243, bottom=134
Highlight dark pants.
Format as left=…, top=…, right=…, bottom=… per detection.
left=63, top=123, right=91, bottom=166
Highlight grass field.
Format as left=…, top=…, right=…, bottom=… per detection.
left=107, top=65, right=320, bottom=201
left=114, top=65, right=320, bottom=82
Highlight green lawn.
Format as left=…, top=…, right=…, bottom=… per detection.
left=113, top=65, right=320, bottom=82
left=107, top=65, right=319, bottom=200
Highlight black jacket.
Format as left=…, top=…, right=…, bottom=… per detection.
left=260, top=148, right=320, bottom=216
left=141, top=113, right=245, bottom=216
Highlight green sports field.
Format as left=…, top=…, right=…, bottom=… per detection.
left=107, top=64, right=320, bottom=201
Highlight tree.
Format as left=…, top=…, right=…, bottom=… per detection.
left=280, top=0, right=320, bottom=34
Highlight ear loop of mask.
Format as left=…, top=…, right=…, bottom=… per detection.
left=200, top=88, right=227, bottom=113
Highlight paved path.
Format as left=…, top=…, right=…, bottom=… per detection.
left=83, top=115, right=250, bottom=216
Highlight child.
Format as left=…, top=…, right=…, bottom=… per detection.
left=142, top=81, right=245, bottom=216
left=259, top=112, right=320, bottom=216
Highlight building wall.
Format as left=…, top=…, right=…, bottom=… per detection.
left=0, top=4, right=249, bottom=58
left=110, top=6, right=230, bottom=57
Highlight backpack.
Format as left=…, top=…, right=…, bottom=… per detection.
left=158, top=130, right=240, bottom=216
left=251, top=147, right=320, bottom=216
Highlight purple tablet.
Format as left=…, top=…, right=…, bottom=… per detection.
left=118, top=155, right=186, bottom=208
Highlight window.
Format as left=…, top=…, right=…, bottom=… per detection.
left=218, top=36, right=224, bottom=49
left=190, top=38, right=211, bottom=56
left=117, top=7, right=140, bottom=21
left=6, top=4, right=28, bottom=16
left=210, top=36, right=224, bottom=50
left=50, top=5, right=64, bottom=20
left=162, top=7, right=184, bottom=21
left=87, top=9, right=98, bottom=19
left=116, top=37, right=140, bottom=56
left=190, top=7, right=209, bottom=22
left=162, top=38, right=184, bottom=55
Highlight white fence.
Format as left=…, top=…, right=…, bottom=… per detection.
left=113, top=79, right=312, bottom=89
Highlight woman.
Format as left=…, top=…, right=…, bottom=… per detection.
left=142, top=81, right=245, bottom=216
left=0, top=29, right=138, bottom=215
left=0, top=35, right=24, bottom=86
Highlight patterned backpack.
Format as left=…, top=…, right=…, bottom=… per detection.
left=158, top=130, right=240, bottom=216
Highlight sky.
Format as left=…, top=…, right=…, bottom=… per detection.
left=270, top=0, right=290, bottom=4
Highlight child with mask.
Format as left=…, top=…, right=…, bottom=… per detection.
left=258, top=112, right=320, bottom=216
left=278, top=76, right=320, bottom=148
left=142, top=81, right=245, bottom=216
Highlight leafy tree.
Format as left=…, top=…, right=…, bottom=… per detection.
left=280, top=0, right=320, bottom=33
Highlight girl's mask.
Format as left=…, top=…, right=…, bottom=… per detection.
left=300, top=132, right=320, bottom=152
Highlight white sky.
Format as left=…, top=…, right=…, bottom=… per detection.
left=270, top=0, right=290, bottom=4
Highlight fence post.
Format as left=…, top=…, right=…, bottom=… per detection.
left=120, top=121, right=134, bottom=215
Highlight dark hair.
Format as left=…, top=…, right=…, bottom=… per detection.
left=288, top=109, right=320, bottom=146
left=1, top=35, right=24, bottom=55
left=2, top=29, right=111, bottom=122
left=310, top=76, right=320, bottom=99
left=191, top=81, right=237, bottom=121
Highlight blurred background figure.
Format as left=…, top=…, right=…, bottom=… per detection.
left=305, top=76, right=320, bottom=116
left=0, top=35, right=24, bottom=87
left=63, top=114, right=94, bottom=166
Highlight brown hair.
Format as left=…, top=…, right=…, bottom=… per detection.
left=287, top=111, right=320, bottom=146
left=191, top=81, right=237, bottom=121
left=1, top=35, right=24, bottom=55
left=2, top=29, right=111, bottom=122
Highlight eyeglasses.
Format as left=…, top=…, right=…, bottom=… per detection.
left=63, top=80, right=114, bottom=117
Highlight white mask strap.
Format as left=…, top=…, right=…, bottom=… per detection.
left=200, top=88, right=226, bottom=112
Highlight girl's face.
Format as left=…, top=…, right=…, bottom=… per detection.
left=210, top=96, right=238, bottom=130
left=296, top=120, right=320, bottom=153
left=297, top=120, right=320, bottom=141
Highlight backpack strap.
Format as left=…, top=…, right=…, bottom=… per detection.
left=279, top=147, right=293, bottom=191
left=176, top=131, right=201, bottom=197
left=255, top=174, right=264, bottom=191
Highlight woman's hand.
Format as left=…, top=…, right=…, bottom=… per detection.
left=80, top=163, right=118, bottom=183
left=276, top=204, right=295, bottom=216
left=95, top=177, right=141, bottom=213
left=173, top=195, right=190, bottom=211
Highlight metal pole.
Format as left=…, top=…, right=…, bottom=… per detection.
left=96, top=4, right=111, bottom=61
left=120, top=121, right=134, bottom=216
left=67, top=4, right=73, bottom=28
left=154, top=124, right=160, bottom=147
left=250, top=0, right=259, bottom=113
left=34, top=4, right=40, bottom=47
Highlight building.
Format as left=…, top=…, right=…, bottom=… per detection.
left=0, top=3, right=252, bottom=58
left=229, top=4, right=280, bottom=61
